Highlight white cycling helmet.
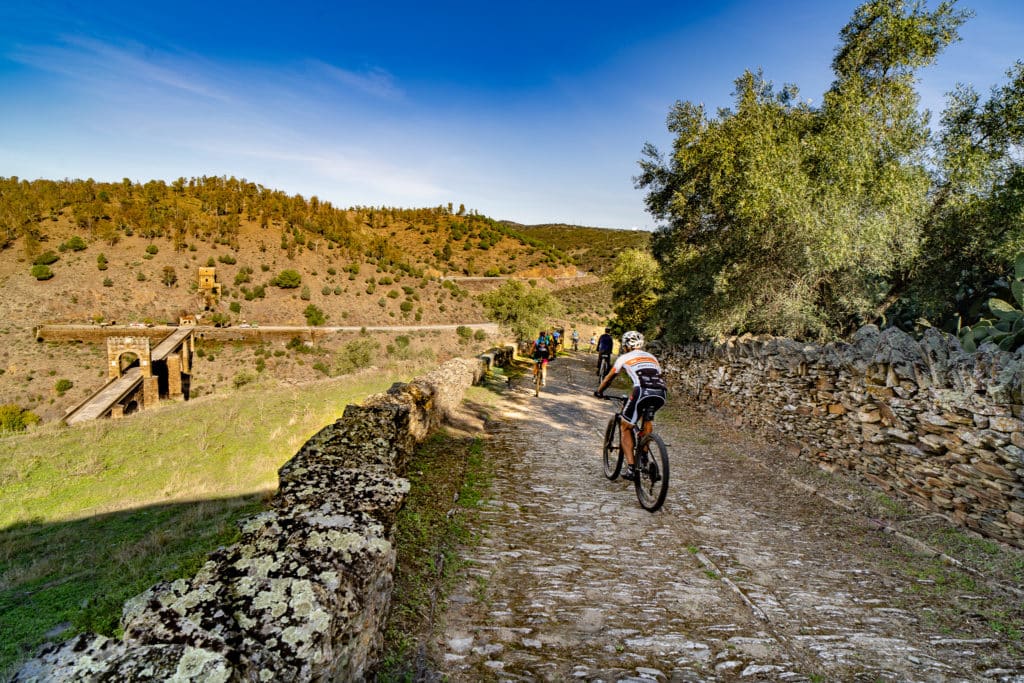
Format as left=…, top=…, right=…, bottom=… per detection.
left=621, top=330, right=644, bottom=351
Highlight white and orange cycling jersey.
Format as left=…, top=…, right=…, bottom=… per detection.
left=611, top=350, right=667, bottom=390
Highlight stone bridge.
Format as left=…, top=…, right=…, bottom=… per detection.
left=63, top=327, right=194, bottom=425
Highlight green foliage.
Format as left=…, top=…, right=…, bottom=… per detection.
left=303, top=304, right=326, bottom=326
left=96, top=253, right=108, bottom=271
left=102, top=277, right=113, bottom=287
left=636, top=0, right=969, bottom=341
left=145, top=244, right=159, bottom=255
left=33, top=251, right=59, bottom=266
left=0, top=404, right=40, bottom=433
left=229, top=301, right=241, bottom=314
left=208, top=312, right=230, bottom=327
left=232, top=371, right=255, bottom=388
left=300, top=285, right=311, bottom=301
left=479, top=280, right=564, bottom=342
left=271, top=269, right=302, bottom=288
left=61, top=235, right=88, bottom=252
left=161, top=266, right=177, bottom=287
left=906, top=61, right=1024, bottom=326
left=54, top=379, right=73, bottom=395
left=334, top=339, right=379, bottom=374
left=217, top=254, right=237, bottom=265
left=605, top=249, right=662, bottom=334
left=958, top=255, right=1024, bottom=352
left=30, top=264, right=54, bottom=280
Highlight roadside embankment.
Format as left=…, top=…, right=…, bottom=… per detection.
left=14, top=347, right=513, bottom=682
left=660, top=325, right=1024, bottom=548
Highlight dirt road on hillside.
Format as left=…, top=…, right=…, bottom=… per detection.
left=436, top=352, right=1024, bottom=682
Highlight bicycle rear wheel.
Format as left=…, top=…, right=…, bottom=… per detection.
left=634, top=433, right=669, bottom=512
left=597, top=355, right=609, bottom=379
left=602, top=417, right=623, bottom=480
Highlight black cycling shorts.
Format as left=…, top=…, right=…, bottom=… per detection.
left=622, top=386, right=667, bottom=425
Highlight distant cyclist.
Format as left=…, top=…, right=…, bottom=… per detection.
left=571, top=328, right=580, bottom=351
left=596, top=327, right=614, bottom=374
left=594, top=331, right=667, bottom=481
left=551, top=329, right=561, bottom=357
left=532, top=330, right=551, bottom=386
left=588, top=333, right=597, bottom=352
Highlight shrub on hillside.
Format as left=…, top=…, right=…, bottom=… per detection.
left=218, top=254, right=237, bottom=265
left=233, top=371, right=255, bottom=388
left=304, top=304, right=326, bottom=326
left=97, top=253, right=108, bottom=270
left=300, top=285, right=311, bottom=301
left=271, top=270, right=302, bottom=288
left=60, top=236, right=88, bottom=252
left=145, top=244, right=159, bottom=256
left=31, top=265, right=54, bottom=280
left=33, top=251, right=59, bottom=266
left=54, top=379, right=73, bottom=395
left=334, top=339, right=379, bottom=375
left=0, top=404, right=40, bottom=433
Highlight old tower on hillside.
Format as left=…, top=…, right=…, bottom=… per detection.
left=198, top=267, right=222, bottom=309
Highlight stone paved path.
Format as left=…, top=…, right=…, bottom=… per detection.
left=437, top=353, right=1024, bottom=682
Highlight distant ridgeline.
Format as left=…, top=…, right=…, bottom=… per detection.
left=0, top=176, right=582, bottom=277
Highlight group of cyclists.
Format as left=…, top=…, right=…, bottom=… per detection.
left=530, top=324, right=667, bottom=483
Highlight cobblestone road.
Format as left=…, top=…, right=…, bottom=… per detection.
left=437, top=353, right=1024, bottom=682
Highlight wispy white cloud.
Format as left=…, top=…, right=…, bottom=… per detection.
left=9, top=35, right=230, bottom=102
left=314, top=60, right=404, bottom=101
left=184, top=135, right=447, bottom=201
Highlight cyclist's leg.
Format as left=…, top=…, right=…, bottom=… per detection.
left=620, top=416, right=635, bottom=465
left=620, top=388, right=641, bottom=465
left=541, top=357, right=549, bottom=384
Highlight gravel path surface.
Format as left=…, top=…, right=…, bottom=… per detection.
left=437, top=353, right=1024, bottom=682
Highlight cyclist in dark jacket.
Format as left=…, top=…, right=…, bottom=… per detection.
left=596, top=327, right=614, bottom=373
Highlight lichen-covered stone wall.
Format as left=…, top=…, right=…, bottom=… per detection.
left=659, top=326, right=1024, bottom=548
left=15, top=348, right=512, bottom=682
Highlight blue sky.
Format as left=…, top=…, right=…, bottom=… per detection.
left=1, top=1, right=1022, bottom=229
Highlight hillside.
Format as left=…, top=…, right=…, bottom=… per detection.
left=0, top=176, right=642, bottom=425
left=508, top=222, right=651, bottom=276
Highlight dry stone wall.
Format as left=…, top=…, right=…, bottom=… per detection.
left=659, top=325, right=1024, bottom=548
left=15, top=348, right=513, bottom=682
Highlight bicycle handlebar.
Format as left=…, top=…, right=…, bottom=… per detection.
left=596, top=394, right=628, bottom=403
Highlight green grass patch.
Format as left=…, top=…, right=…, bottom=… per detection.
left=375, top=430, right=494, bottom=682
left=0, top=370, right=415, bottom=677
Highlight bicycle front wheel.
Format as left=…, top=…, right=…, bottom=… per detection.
left=634, top=433, right=669, bottom=512
left=602, top=417, right=623, bottom=480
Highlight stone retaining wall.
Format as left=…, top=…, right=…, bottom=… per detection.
left=15, top=347, right=513, bottom=682
left=659, top=325, right=1024, bottom=548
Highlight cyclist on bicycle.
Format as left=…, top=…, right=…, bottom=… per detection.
left=596, top=327, right=614, bottom=374
left=594, top=331, right=667, bottom=481
left=532, top=330, right=551, bottom=386
left=571, top=328, right=580, bottom=351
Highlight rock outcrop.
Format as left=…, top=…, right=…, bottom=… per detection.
left=661, top=326, right=1024, bottom=548
left=15, top=348, right=512, bottom=682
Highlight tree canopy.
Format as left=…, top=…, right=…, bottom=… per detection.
left=479, top=280, right=564, bottom=342
left=633, top=0, right=1024, bottom=343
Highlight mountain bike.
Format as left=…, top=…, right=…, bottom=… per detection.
left=599, top=395, right=669, bottom=512
left=532, top=358, right=546, bottom=396
left=597, top=353, right=611, bottom=379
